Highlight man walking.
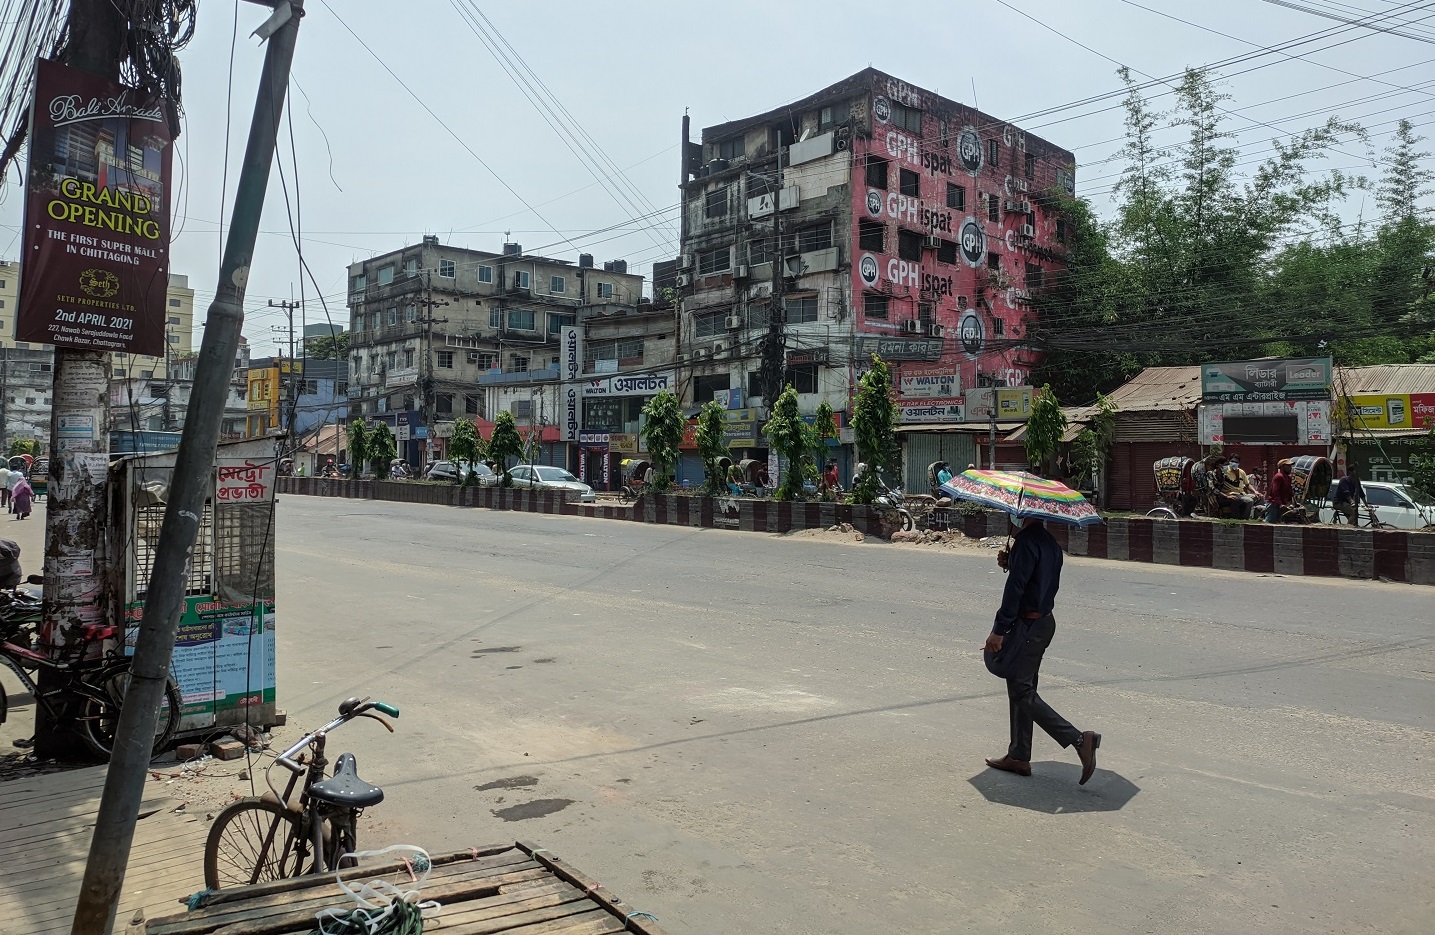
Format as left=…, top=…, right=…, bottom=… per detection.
left=984, top=516, right=1101, bottom=784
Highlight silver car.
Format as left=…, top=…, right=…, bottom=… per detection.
left=1320, top=480, right=1435, bottom=530
left=507, top=464, right=596, bottom=502
left=425, top=460, right=498, bottom=486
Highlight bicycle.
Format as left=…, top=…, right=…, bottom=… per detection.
left=1329, top=502, right=1394, bottom=530
left=0, top=614, right=182, bottom=760
left=203, top=696, right=399, bottom=890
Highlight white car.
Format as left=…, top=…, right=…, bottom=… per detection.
left=1320, top=481, right=1435, bottom=530
left=506, top=464, right=596, bottom=502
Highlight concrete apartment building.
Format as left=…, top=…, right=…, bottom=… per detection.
left=111, top=272, right=195, bottom=380
left=345, top=236, right=646, bottom=469
left=678, top=68, right=1074, bottom=487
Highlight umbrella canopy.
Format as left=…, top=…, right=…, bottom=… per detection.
left=941, top=469, right=1103, bottom=527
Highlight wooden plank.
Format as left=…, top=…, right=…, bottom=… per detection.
left=516, top=842, right=669, bottom=935
left=429, top=897, right=601, bottom=933
left=450, top=910, right=624, bottom=935
left=407, top=883, right=586, bottom=929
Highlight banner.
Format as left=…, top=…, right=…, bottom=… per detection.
left=560, top=325, right=583, bottom=383
left=16, top=59, right=173, bottom=355
left=1340, top=393, right=1435, bottom=430
left=899, top=399, right=965, bottom=423
left=1199, top=400, right=1331, bottom=445
left=1201, top=358, right=1331, bottom=402
left=582, top=371, right=675, bottom=397
left=855, top=336, right=943, bottom=361
left=561, top=383, right=581, bottom=441
left=899, top=363, right=959, bottom=399
left=216, top=457, right=277, bottom=503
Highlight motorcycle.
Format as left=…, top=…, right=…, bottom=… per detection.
left=868, top=468, right=915, bottom=533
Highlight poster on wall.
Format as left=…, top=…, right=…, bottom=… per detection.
left=216, top=457, right=277, bottom=503
left=16, top=59, right=174, bottom=355
left=899, top=363, right=959, bottom=399
left=125, top=597, right=276, bottom=731
left=1340, top=393, right=1435, bottom=430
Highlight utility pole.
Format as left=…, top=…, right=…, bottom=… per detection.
left=988, top=403, right=998, bottom=470
left=416, top=275, right=449, bottom=471
left=270, top=297, right=299, bottom=448
left=760, top=130, right=787, bottom=407
left=71, top=3, right=305, bottom=932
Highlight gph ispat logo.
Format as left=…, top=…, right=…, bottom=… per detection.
left=957, top=127, right=983, bottom=174
left=959, top=218, right=986, bottom=267
left=78, top=268, right=119, bottom=299
left=859, top=253, right=880, bottom=287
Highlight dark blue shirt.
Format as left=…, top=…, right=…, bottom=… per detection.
left=994, top=523, right=1063, bottom=634
left=1335, top=474, right=1363, bottom=505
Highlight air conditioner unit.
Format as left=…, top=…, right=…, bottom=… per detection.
left=694, top=348, right=710, bottom=360
left=784, top=255, right=804, bottom=277
left=677, top=351, right=689, bottom=363
left=923, top=234, right=942, bottom=248
left=735, top=264, right=749, bottom=279
left=713, top=341, right=727, bottom=355
left=677, top=254, right=693, bottom=270
left=1020, top=223, right=1036, bottom=238
left=725, top=315, right=743, bottom=330
left=927, top=323, right=944, bottom=338
left=676, top=273, right=692, bottom=287
left=901, top=319, right=921, bottom=334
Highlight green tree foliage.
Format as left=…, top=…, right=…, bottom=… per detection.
left=851, top=355, right=898, bottom=504
left=640, top=390, right=684, bottom=492
left=1069, top=392, right=1116, bottom=492
left=447, top=418, right=484, bottom=485
left=1408, top=428, right=1435, bottom=500
left=345, top=420, right=369, bottom=478
left=487, top=411, right=524, bottom=486
left=1024, top=385, right=1067, bottom=475
left=306, top=332, right=349, bottom=361
left=763, top=386, right=819, bottom=501
left=694, top=401, right=731, bottom=496
left=7, top=438, right=40, bottom=457
left=367, top=422, right=397, bottom=477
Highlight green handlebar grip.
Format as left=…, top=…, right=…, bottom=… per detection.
left=374, top=702, right=400, bottom=718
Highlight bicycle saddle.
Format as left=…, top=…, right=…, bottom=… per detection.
left=309, top=752, right=384, bottom=808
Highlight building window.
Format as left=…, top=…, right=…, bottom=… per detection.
left=439, top=259, right=456, bottom=278
left=697, top=246, right=731, bottom=276
left=465, top=394, right=481, bottom=415
left=858, top=219, right=885, bottom=253
left=705, top=185, right=729, bottom=218
left=936, top=240, right=957, bottom=265
left=478, top=265, right=494, bottom=284
left=510, top=355, right=529, bottom=373
left=548, top=312, right=576, bottom=336
left=987, top=194, right=1000, bottom=223
left=387, top=307, right=398, bottom=326
left=403, top=257, right=418, bottom=276
left=1056, top=218, right=1068, bottom=243
left=987, top=139, right=1000, bottom=168
left=436, top=393, right=454, bottom=415
left=864, top=293, right=890, bottom=320
left=550, top=275, right=566, bottom=294
left=993, top=317, right=1005, bottom=336
left=369, top=312, right=381, bottom=331
left=787, top=363, right=818, bottom=394
left=406, top=303, right=417, bottom=322
left=437, top=350, right=454, bottom=369
left=337, top=382, right=348, bottom=395
left=489, top=307, right=502, bottom=329
left=168, top=298, right=181, bottom=307
left=748, top=238, right=772, bottom=267
left=513, top=270, right=531, bottom=290
left=474, top=352, right=496, bottom=370
left=890, top=101, right=922, bottom=134
left=865, top=155, right=889, bottom=190
left=597, top=282, right=615, bottom=299
left=899, top=168, right=920, bottom=198
left=693, top=373, right=732, bottom=404
left=694, top=309, right=728, bottom=338
left=784, top=296, right=820, bottom=324
left=140, top=371, right=153, bottom=379
left=787, top=222, right=833, bottom=254
left=167, top=315, right=180, bottom=325
left=1025, top=152, right=1036, bottom=179
left=988, top=252, right=1002, bottom=271
left=167, top=333, right=179, bottom=343
left=351, top=312, right=363, bottom=331
left=946, top=183, right=965, bottom=210
left=351, top=274, right=367, bottom=291
left=897, top=229, right=923, bottom=261
left=376, top=265, right=394, bottom=286
left=386, top=351, right=398, bottom=371
left=819, top=101, right=849, bottom=129
left=404, top=349, right=415, bottom=368
left=507, top=309, right=537, bottom=331
left=716, top=137, right=743, bottom=160
left=1025, top=263, right=1045, bottom=290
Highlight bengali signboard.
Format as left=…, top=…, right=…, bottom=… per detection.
left=1200, top=358, right=1332, bottom=402
left=855, top=336, right=943, bottom=361
left=560, top=325, right=583, bottom=383
left=963, top=386, right=1033, bottom=421
left=1199, top=400, right=1331, bottom=445
left=899, top=363, right=960, bottom=399
left=899, top=399, right=966, bottom=424
left=1339, top=393, right=1435, bottom=431
left=16, top=59, right=174, bottom=354
left=561, top=383, right=581, bottom=441
left=582, top=371, right=675, bottom=397
left=216, top=457, right=276, bottom=503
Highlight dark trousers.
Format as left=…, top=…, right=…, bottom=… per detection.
left=1006, top=614, right=1081, bottom=761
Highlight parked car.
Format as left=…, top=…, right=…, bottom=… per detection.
left=425, top=460, right=497, bottom=486
left=1320, top=480, right=1435, bottom=530
left=507, top=464, right=596, bottom=502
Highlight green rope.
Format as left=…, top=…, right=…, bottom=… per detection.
left=312, top=897, right=426, bottom=935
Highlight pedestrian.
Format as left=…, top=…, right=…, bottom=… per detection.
left=11, top=477, right=34, bottom=520
left=1266, top=459, right=1294, bottom=523
left=983, top=516, right=1101, bottom=784
left=936, top=462, right=954, bottom=485
left=822, top=459, right=839, bottom=493
left=0, top=467, right=10, bottom=509
left=3, top=469, right=19, bottom=513
left=1333, top=470, right=1366, bottom=525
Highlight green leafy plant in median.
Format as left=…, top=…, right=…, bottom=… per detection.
left=367, top=422, right=397, bottom=478
left=488, top=411, right=524, bottom=486
left=764, top=385, right=818, bottom=501
left=1069, top=392, right=1116, bottom=493
left=1024, top=384, right=1067, bottom=477
left=448, top=418, right=484, bottom=485
left=694, top=400, right=731, bottom=496
left=640, top=390, right=684, bottom=492
left=7, top=438, right=39, bottom=457
left=814, top=402, right=839, bottom=500
left=851, top=355, right=898, bottom=504
left=346, top=419, right=369, bottom=478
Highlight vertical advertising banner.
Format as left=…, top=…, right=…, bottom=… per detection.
left=561, top=383, right=581, bottom=442
left=560, top=324, right=583, bottom=384
left=16, top=59, right=173, bottom=355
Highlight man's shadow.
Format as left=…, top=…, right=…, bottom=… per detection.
left=968, top=762, right=1140, bottom=813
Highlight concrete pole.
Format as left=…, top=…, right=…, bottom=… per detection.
left=70, top=3, right=304, bottom=931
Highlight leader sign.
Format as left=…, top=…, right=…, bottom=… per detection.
left=16, top=59, right=174, bottom=355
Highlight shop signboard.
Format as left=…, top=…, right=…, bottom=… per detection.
left=1200, top=358, right=1332, bottom=402
left=1199, top=399, right=1331, bottom=445
left=16, top=59, right=175, bottom=355
left=560, top=325, right=583, bottom=383
left=582, top=371, right=675, bottom=397
left=216, top=457, right=276, bottom=504
left=855, top=336, right=943, bottom=361
left=609, top=433, right=639, bottom=454
left=1340, top=393, right=1435, bottom=430
left=899, top=363, right=959, bottom=399
left=561, top=383, right=581, bottom=441
left=899, top=399, right=965, bottom=423
left=996, top=387, right=1033, bottom=419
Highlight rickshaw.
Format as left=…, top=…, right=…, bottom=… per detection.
left=619, top=458, right=652, bottom=501
left=736, top=459, right=768, bottom=497
left=1280, top=455, right=1334, bottom=524
left=1147, top=456, right=1200, bottom=519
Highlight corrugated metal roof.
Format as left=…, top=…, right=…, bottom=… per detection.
left=1334, top=363, right=1435, bottom=396
left=1105, top=366, right=1204, bottom=412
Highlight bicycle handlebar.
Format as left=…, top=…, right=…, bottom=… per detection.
left=274, top=699, right=400, bottom=774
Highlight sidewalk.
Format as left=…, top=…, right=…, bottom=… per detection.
left=3, top=495, right=46, bottom=578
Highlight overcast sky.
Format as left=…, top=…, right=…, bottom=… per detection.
left=3, top=0, right=1432, bottom=356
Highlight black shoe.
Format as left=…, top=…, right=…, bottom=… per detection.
left=12, top=737, right=34, bottom=749
left=1076, top=731, right=1100, bottom=785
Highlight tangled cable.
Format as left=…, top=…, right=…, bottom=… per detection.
left=312, top=845, right=442, bottom=935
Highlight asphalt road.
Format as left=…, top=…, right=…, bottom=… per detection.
left=275, top=496, right=1433, bottom=935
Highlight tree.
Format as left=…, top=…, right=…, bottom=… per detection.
left=367, top=422, right=397, bottom=478
left=1069, top=392, right=1116, bottom=499
left=851, top=355, right=898, bottom=504
left=307, top=332, right=349, bottom=361
left=488, top=411, right=524, bottom=486
left=7, top=438, right=40, bottom=457
left=640, top=390, right=683, bottom=492
left=1024, top=384, right=1067, bottom=476
left=763, top=385, right=818, bottom=501
left=694, top=401, right=730, bottom=496
left=346, top=419, right=369, bottom=478
left=814, top=401, right=839, bottom=499
left=448, top=418, right=483, bottom=485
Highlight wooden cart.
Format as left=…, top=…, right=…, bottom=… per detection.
left=128, top=841, right=672, bottom=935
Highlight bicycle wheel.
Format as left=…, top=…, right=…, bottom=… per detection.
left=205, top=798, right=306, bottom=889
left=76, top=661, right=182, bottom=760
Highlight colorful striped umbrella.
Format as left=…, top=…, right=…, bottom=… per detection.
left=941, top=469, right=1103, bottom=527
